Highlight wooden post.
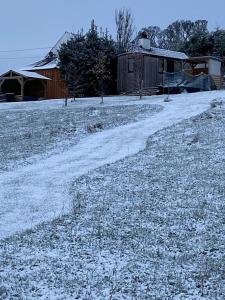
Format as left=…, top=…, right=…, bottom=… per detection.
left=20, top=77, right=24, bottom=100
left=0, top=79, right=4, bottom=94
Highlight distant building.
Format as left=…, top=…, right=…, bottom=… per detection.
left=117, top=38, right=188, bottom=94
left=0, top=70, right=50, bottom=101
left=0, top=32, right=73, bottom=101
left=22, top=32, right=74, bottom=99
left=117, top=37, right=224, bottom=94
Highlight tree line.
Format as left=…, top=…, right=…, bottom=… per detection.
left=58, top=9, right=225, bottom=99
left=137, top=20, right=225, bottom=57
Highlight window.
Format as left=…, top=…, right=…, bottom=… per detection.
left=128, top=58, right=134, bottom=73
left=167, top=60, right=175, bottom=73
left=158, top=59, right=164, bottom=73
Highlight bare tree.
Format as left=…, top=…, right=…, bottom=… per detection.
left=93, top=54, right=112, bottom=104
left=115, top=8, right=135, bottom=53
left=137, top=26, right=161, bottom=47
left=133, top=54, right=144, bottom=99
left=63, top=63, right=85, bottom=106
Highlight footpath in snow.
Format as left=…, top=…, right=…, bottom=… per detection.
left=0, top=91, right=225, bottom=239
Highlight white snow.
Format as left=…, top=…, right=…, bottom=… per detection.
left=22, top=61, right=58, bottom=71
left=1, top=91, right=225, bottom=239
left=0, top=69, right=51, bottom=80
left=126, top=44, right=188, bottom=60
left=17, top=70, right=51, bottom=80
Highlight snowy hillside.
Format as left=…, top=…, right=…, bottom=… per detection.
left=1, top=91, right=225, bottom=299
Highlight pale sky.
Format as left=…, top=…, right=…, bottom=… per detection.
left=1, top=0, right=225, bottom=73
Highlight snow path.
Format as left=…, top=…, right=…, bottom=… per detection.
left=0, top=91, right=225, bottom=239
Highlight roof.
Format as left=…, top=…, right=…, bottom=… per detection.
left=23, top=60, right=58, bottom=71
left=0, top=69, right=51, bottom=80
left=22, top=32, right=75, bottom=71
left=146, top=47, right=188, bottom=60
left=120, top=44, right=188, bottom=60
left=187, top=56, right=223, bottom=63
left=49, top=32, right=75, bottom=56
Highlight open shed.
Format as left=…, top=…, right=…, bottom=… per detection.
left=0, top=70, right=50, bottom=101
left=184, top=56, right=223, bottom=89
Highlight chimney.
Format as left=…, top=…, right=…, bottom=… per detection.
left=138, top=31, right=151, bottom=49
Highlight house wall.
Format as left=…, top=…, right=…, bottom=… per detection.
left=208, top=59, right=222, bottom=89
left=117, top=53, right=184, bottom=93
left=117, top=54, right=140, bottom=92
left=32, top=68, right=66, bottom=99
left=144, top=56, right=161, bottom=87
left=208, top=59, right=221, bottom=76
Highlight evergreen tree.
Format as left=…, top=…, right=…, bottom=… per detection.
left=212, top=29, right=225, bottom=58
left=58, top=33, right=86, bottom=100
left=58, top=20, right=116, bottom=97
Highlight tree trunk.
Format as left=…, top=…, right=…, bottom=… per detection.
left=139, top=79, right=144, bottom=100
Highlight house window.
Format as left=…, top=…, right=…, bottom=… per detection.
left=167, top=60, right=175, bottom=73
left=128, top=58, right=134, bottom=73
left=158, top=59, right=164, bottom=73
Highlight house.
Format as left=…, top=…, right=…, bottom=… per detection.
left=0, top=32, right=74, bottom=101
left=117, top=37, right=188, bottom=94
left=22, top=32, right=75, bottom=99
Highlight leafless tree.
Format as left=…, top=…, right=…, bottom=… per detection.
left=63, top=63, right=86, bottom=106
left=93, top=54, right=112, bottom=104
left=133, top=54, right=144, bottom=99
left=115, top=8, right=135, bottom=53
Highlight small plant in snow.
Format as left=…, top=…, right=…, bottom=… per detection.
left=72, top=192, right=84, bottom=217
left=210, top=98, right=224, bottom=109
left=164, top=96, right=172, bottom=102
left=87, top=123, right=103, bottom=133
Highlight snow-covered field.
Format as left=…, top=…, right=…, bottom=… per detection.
left=1, top=92, right=225, bottom=299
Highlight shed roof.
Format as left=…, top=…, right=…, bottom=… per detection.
left=187, top=56, right=223, bottom=63
left=23, top=60, right=58, bottom=71
left=0, top=70, right=51, bottom=80
left=120, top=45, right=188, bottom=60
left=146, top=47, right=188, bottom=60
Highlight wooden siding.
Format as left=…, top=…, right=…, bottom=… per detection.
left=144, top=56, right=160, bottom=88
left=117, top=54, right=137, bottom=92
left=117, top=53, right=183, bottom=93
left=32, top=68, right=66, bottom=99
left=211, top=75, right=222, bottom=89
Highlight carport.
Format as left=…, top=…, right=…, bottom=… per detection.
left=0, top=70, right=50, bottom=101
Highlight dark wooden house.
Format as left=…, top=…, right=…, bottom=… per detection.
left=117, top=38, right=188, bottom=94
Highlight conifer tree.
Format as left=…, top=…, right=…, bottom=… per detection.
left=58, top=20, right=116, bottom=98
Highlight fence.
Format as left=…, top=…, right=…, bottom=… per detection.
left=163, top=71, right=216, bottom=91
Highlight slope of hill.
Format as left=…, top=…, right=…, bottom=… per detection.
left=0, top=92, right=225, bottom=299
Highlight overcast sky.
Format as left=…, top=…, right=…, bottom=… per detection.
left=1, top=0, right=225, bottom=73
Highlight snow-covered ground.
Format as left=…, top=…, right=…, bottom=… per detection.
left=0, top=91, right=225, bottom=240
left=1, top=98, right=225, bottom=299
left=0, top=102, right=161, bottom=172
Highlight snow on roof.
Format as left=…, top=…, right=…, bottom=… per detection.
left=17, top=70, right=51, bottom=80
left=22, top=60, right=58, bottom=71
left=0, top=69, right=50, bottom=80
left=147, top=47, right=188, bottom=60
left=22, top=32, right=75, bottom=71
left=124, top=44, right=188, bottom=60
